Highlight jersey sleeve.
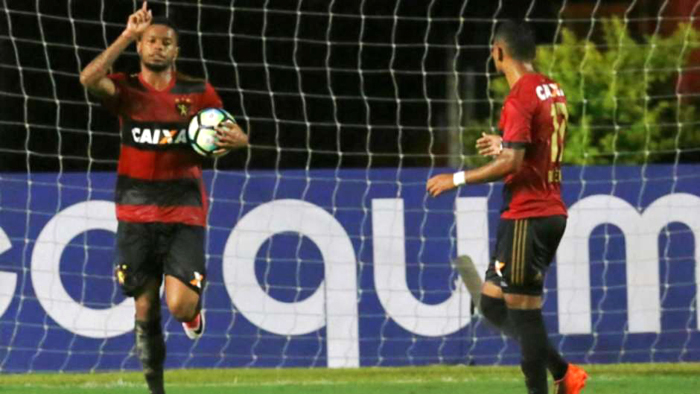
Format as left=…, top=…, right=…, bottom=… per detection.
left=200, top=82, right=223, bottom=109
left=99, top=73, right=127, bottom=115
left=501, top=88, right=537, bottom=148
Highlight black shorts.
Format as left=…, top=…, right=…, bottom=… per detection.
left=484, top=215, right=566, bottom=296
left=114, top=221, right=206, bottom=297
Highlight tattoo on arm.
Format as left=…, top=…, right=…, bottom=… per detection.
left=79, top=34, right=134, bottom=97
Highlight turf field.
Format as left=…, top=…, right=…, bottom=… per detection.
left=0, top=363, right=698, bottom=394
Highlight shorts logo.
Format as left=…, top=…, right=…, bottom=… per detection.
left=495, top=260, right=505, bottom=277
left=175, top=97, right=193, bottom=118
left=190, top=271, right=204, bottom=289
left=534, top=270, right=543, bottom=284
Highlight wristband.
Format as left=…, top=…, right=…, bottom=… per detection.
left=453, top=171, right=466, bottom=187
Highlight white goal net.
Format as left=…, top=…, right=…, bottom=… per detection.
left=0, top=0, right=699, bottom=372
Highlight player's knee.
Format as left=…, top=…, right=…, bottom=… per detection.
left=504, top=293, right=542, bottom=310
left=480, top=294, right=508, bottom=328
left=167, top=298, right=198, bottom=322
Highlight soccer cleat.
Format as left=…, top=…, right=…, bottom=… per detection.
left=553, top=363, right=588, bottom=394
left=182, top=310, right=205, bottom=340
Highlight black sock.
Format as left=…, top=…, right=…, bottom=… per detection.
left=508, top=308, right=548, bottom=394
left=480, top=295, right=568, bottom=380
left=480, top=294, right=516, bottom=337
left=547, top=344, right=569, bottom=381
left=135, top=320, right=166, bottom=394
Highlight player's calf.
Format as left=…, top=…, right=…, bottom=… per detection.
left=165, top=275, right=201, bottom=323
left=167, top=299, right=199, bottom=323
left=163, top=276, right=205, bottom=340
left=509, top=308, right=549, bottom=394
left=135, top=319, right=166, bottom=394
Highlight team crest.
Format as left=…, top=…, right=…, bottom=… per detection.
left=116, top=264, right=128, bottom=285
left=175, top=97, right=192, bottom=118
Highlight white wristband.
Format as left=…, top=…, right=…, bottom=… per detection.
left=453, top=171, right=466, bottom=187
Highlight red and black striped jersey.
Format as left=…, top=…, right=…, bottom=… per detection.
left=101, top=71, right=223, bottom=227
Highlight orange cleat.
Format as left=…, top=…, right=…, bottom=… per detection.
left=553, top=363, right=588, bottom=394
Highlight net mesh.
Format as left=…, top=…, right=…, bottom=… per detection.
left=0, top=0, right=699, bottom=372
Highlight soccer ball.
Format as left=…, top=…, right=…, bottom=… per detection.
left=187, top=108, right=236, bottom=157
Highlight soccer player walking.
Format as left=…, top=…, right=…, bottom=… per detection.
left=427, top=21, right=587, bottom=394
left=79, top=2, right=247, bottom=393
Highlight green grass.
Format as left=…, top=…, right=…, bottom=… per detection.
left=1, top=363, right=699, bottom=394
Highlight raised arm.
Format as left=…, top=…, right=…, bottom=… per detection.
left=79, top=1, right=152, bottom=97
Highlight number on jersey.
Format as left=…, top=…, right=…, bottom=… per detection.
left=549, top=101, right=568, bottom=183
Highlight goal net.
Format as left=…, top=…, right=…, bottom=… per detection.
left=0, top=0, right=699, bottom=372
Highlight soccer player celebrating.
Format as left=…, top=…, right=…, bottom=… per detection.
left=427, top=21, right=587, bottom=394
left=79, top=2, right=247, bottom=393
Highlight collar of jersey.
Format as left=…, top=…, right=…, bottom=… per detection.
left=510, top=72, right=540, bottom=92
left=138, top=70, right=177, bottom=93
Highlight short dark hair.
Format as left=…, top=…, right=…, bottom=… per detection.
left=494, top=21, right=536, bottom=62
left=149, top=16, right=180, bottom=41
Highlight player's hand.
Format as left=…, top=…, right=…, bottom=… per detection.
left=213, top=120, right=248, bottom=155
left=123, top=1, right=152, bottom=41
left=476, top=132, right=502, bottom=157
left=426, top=174, right=457, bottom=197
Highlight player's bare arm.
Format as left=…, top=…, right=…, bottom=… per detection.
left=213, top=120, right=249, bottom=154
left=426, top=147, right=524, bottom=197
left=79, top=1, right=153, bottom=97
left=476, top=132, right=503, bottom=157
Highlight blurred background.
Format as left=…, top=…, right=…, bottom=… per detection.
left=1, top=0, right=699, bottom=172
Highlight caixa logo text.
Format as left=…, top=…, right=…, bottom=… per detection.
left=130, top=127, right=188, bottom=145
left=0, top=193, right=698, bottom=369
